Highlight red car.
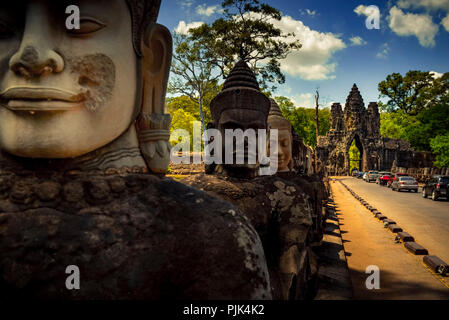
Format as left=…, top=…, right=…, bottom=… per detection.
left=387, top=173, right=409, bottom=188
left=377, top=174, right=392, bottom=186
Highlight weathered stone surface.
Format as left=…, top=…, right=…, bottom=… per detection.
left=0, top=171, right=272, bottom=300
left=183, top=173, right=314, bottom=300
left=405, top=242, right=429, bottom=255
left=316, top=84, right=435, bottom=175
left=388, top=224, right=403, bottom=233
left=396, top=232, right=414, bottom=242
left=277, top=172, right=328, bottom=244
left=423, top=256, right=448, bottom=275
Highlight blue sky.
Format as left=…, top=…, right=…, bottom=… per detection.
left=159, top=0, right=449, bottom=108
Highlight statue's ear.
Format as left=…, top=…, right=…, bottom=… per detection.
left=136, top=24, right=173, bottom=174
left=140, top=23, right=173, bottom=115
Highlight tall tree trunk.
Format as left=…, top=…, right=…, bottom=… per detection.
left=198, top=94, right=208, bottom=147
left=315, top=90, right=320, bottom=174
left=198, top=94, right=206, bottom=133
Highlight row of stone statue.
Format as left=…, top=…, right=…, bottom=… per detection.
left=0, top=0, right=326, bottom=300
left=180, top=60, right=329, bottom=299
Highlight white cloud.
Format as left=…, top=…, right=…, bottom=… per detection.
left=180, top=0, right=195, bottom=9
left=349, top=36, right=367, bottom=46
left=388, top=6, right=439, bottom=47
left=196, top=4, right=218, bottom=17
left=376, top=43, right=390, bottom=59
left=299, top=9, right=317, bottom=17
left=430, top=70, right=444, bottom=78
left=268, top=15, right=346, bottom=80
left=397, top=0, right=449, bottom=33
left=290, top=93, right=315, bottom=108
left=354, top=4, right=374, bottom=17
left=397, top=0, right=449, bottom=11
left=443, top=14, right=449, bottom=31
left=174, top=20, right=204, bottom=34
left=289, top=93, right=334, bottom=108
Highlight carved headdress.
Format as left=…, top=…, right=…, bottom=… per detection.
left=125, top=0, right=162, bottom=56
left=267, top=99, right=292, bottom=131
left=210, top=60, right=270, bottom=123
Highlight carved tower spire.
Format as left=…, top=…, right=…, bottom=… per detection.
left=344, top=83, right=366, bottom=131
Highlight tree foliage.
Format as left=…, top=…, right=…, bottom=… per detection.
left=169, top=108, right=198, bottom=148
left=380, top=102, right=449, bottom=151
left=168, top=32, right=221, bottom=130
left=348, top=140, right=361, bottom=173
left=378, top=71, right=449, bottom=115
left=189, top=0, right=301, bottom=91
left=430, top=134, right=449, bottom=168
left=379, top=70, right=449, bottom=168
left=274, top=96, right=330, bottom=147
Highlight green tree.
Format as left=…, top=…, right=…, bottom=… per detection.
left=378, top=70, right=449, bottom=115
left=348, top=140, right=361, bottom=173
left=169, top=108, right=198, bottom=148
left=166, top=95, right=213, bottom=125
left=380, top=102, right=449, bottom=152
left=430, top=134, right=449, bottom=168
left=168, top=32, right=221, bottom=131
left=189, top=0, right=301, bottom=91
left=274, top=96, right=330, bottom=147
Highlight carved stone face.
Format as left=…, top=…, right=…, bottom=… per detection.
left=267, top=127, right=292, bottom=172
left=217, top=109, right=267, bottom=172
left=276, top=128, right=292, bottom=171
left=0, top=0, right=137, bottom=158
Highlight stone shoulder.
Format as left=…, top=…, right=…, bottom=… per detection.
left=0, top=172, right=271, bottom=299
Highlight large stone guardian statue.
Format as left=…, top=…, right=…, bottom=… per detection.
left=267, top=99, right=327, bottom=246
left=0, top=0, right=271, bottom=299
left=184, top=61, right=315, bottom=300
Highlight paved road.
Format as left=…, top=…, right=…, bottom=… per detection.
left=330, top=180, right=449, bottom=299
left=340, top=176, right=449, bottom=265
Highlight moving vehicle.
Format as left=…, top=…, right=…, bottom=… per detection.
left=387, top=173, right=409, bottom=188
left=377, top=173, right=392, bottom=186
left=391, top=176, right=419, bottom=192
left=422, top=175, right=449, bottom=201
left=365, top=171, right=380, bottom=183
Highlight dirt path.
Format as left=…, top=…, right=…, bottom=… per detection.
left=330, top=178, right=449, bottom=299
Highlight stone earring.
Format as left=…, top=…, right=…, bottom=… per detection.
left=136, top=112, right=171, bottom=174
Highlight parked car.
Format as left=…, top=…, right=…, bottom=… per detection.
left=357, top=171, right=365, bottom=179
left=422, top=175, right=449, bottom=201
left=352, top=170, right=359, bottom=177
left=377, top=173, right=392, bottom=186
left=376, top=172, right=390, bottom=184
left=387, top=173, right=409, bottom=188
left=366, top=171, right=380, bottom=183
left=362, top=172, right=368, bottom=181
left=391, top=176, right=419, bottom=192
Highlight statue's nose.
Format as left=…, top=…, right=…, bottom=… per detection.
left=9, top=45, right=64, bottom=78
left=8, top=1, right=64, bottom=79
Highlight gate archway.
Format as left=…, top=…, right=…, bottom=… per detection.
left=346, top=132, right=365, bottom=174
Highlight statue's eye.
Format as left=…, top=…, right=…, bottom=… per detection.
left=0, top=21, right=14, bottom=39
left=67, top=17, right=105, bottom=35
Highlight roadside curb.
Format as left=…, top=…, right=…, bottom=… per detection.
left=338, top=178, right=449, bottom=280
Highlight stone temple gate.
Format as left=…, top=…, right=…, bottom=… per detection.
left=316, top=84, right=435, bottom=176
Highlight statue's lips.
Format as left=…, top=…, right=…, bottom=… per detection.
left=0, top=87, right=85, bottom=111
